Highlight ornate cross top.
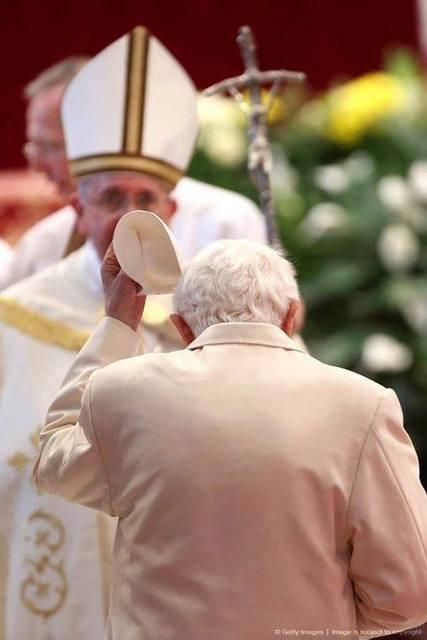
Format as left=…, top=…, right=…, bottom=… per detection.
left=203, top=26, right=306, bottom=248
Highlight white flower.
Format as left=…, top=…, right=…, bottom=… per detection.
left=301, top=203, right=349, bottom=239
left=408, top=160, right=427, bottom=202
left=197, top=94, right=248, bottom=167
left=271, top=146, right=299, bottom=194
left=402, top=298, right=427, bottom=334
left=377, top=224, right=420, bottom=271
left=377, top=175, right=413, bottom=212
left=344, top=151, right=375, bottom=181
left=314, top=165, right=350, bottom=194
left=361, top=334, right=413, bottom=372
left=199, top=127, right=247, bottom=167
left=386, top=202, right=427, bottom=229
left=197, top=94, right=245, bottom=128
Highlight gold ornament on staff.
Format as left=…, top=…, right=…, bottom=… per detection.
left=203, top=25, right=306, bottom=249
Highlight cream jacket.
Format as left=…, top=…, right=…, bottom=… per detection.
left=34, top=318, right=427, bottom=640
left=0, top=246, right=181, bottom=639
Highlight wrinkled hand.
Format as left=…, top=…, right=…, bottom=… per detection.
left=101, top=243, right=146, bottom=332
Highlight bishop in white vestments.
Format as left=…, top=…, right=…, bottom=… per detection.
left=0, top=25, right=201, bottom=639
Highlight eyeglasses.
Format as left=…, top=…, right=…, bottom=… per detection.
left=23, top=140, right=65, bottom=158
left=88, top=187, right=168, bottom=214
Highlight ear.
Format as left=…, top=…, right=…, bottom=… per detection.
left=70, top=191, right=88, bottom=236
left=170, top=313, right=195, bottom=346
left=293, top=296, right=306, bottom=334
left=280, top=299, right=300, bottom=337
left=164, top=197, right=177, bottom=224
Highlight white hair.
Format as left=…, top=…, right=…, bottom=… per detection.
left=174, top=239, right=299, bottom=337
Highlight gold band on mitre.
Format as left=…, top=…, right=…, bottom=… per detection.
left=70, top=154, right=183, bottom=186
left=123, top=26, right=149, bottom=155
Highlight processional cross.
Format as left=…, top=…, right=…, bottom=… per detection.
left=203, top=26, right=306, bottom=249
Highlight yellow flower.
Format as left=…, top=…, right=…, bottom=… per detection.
left=243, top=88, right=287, bottom=126
left=326, top=73, right=407, bottom=144
left=198, top=89, right=287, bottom=137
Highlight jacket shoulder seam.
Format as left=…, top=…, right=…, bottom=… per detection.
left=345, top=389, right=388, bottom=535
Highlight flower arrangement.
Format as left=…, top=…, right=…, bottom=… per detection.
left=189, top=49, right=427, bottom=472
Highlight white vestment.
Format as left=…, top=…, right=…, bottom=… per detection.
left=0, top=239, right=14, bottom=276
left=0, top=177, right=267, bottom=289
left=0, top=243, right=182, bottom=639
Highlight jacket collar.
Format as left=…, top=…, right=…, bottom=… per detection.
left=187, top=322, right=305, bottom=353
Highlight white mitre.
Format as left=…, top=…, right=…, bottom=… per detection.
left=62, top=26, right=199, bottom=186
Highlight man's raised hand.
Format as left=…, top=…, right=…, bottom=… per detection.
left=101, top=243, right=146, bottom=331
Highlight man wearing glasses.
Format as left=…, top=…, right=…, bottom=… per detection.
left=2, top=54, right=266, bottom=289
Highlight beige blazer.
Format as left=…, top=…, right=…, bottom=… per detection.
left=33, top=317, right=427, bottom=640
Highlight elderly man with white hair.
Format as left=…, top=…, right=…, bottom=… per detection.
left=34, top=238, right=427, bottom=640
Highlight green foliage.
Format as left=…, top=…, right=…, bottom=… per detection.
left=189, top=56, right=427, bottom=474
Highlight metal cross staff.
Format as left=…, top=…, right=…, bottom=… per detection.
left=203, top=25, right=306, bottom=249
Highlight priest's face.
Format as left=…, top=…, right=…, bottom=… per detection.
left=24, top=83, right=74, bottom=198
left=75, top=172, right=177, bottom=259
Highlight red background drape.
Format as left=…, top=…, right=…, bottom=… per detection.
left=2, top=0, right=419, bottom=169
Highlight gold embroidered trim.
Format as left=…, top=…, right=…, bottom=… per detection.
left=123, top=26, right=149, bottom=154
left=70, top=154, right=183, bottom=186
left=7, top=452, right=31, bottom=471
left=0, top=297, right=90, bottom=351
left=142, top=299, right=170, bottom=326
left=7, top=428, right=40, bottom=471
left=20, top=510, right=68, bottom=619
left=96, top=514, right=113, bottom=618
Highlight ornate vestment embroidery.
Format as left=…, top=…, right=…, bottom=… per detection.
left=7, top=428, right=68, bottom=619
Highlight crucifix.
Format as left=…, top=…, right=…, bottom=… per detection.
left=203, top=25, right=306, bottom=249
